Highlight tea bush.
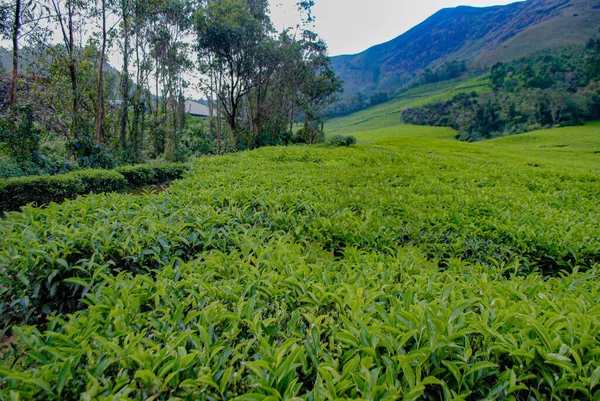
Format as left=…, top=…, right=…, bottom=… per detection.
left=0, top=162, right=188, bottom=213
left=0, top=169, right=127, bottom=213
left=2, top=244, right=599, bottom=400
left=0, top=128, right=599, bottom=399
left=116, top=162, right=187, bottom=187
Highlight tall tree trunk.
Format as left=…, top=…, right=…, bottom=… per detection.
left=68, top=0, right=79, bottom=139
left=253, top=86, right=261, bottom=148
left=178, top=89, right=185, bottom=131
left=216, top=97, right=222, bottom=154
left=207, top=92, right=214, bottom=136
left=10, top=0, right=21, bottom=110
left=303, top=114, right=309, bottom=142
left=155, top=63, right=159, bottom=117
left=120, top=2, right=130, bottom=148
left=229, top=100, right=237, bottom=133
left=132, top=31, right=141, bottom=160
left=289, top=103, right=294, bottom=134
left=95, top=0, right=107, bottom=144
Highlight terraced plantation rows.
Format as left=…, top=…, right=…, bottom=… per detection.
left=0, top=124, right=599, bottom=399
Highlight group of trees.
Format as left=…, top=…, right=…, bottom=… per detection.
left=195, top=0, right=342, bottom=150
left=421, top=60, right=467, bottom=84
left=327, top=60, right=468, bottom=120
left=0, top=0, right=342, bottom=175
left=401, top=39, right=600, bottom=141
left=327, top=91, right=391, bottom=118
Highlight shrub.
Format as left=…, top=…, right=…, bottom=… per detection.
left=0, top=105, right=42, bottom=163
left=0, top=160, right=25, bottom=178
left=179, top=119, right=216, bottom=157
left=66, top=136, right=117, bottom=169
left=0, top=163, right=188, bottom=213
left=0, top=155, right=76, bottom=179
left=329, top=134, right=357, bottom=146
left=116, top=162, right=187, bottom=187
left=31, top=154, right=76, bottom=176
left=290, top=129, right=309, bottom=144
left=0, top=170, right=128, bottom=213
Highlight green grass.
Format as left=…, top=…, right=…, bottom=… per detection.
left=0, top=120, right=599, bottom=399
left=369, top=122, right=600, bottom=173
left=326, top=75, right=490, bottom=136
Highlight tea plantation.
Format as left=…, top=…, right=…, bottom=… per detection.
left=0, top=123, right=599, bottom=400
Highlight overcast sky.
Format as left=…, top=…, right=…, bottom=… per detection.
left=270, top=0, right=524, bottom=56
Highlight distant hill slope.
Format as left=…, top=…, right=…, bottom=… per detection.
left=0, top=47, right=120, bottom=76
left=332, top=0, right=600, bottom=97
left=326, top=75, right=490, bottom=137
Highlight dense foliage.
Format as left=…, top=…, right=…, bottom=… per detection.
left=0, top=162, right=186, bottom=212
left=400, top=41, right=600, bottom=141
left=0, top=125, right=599, bottom=398
left=421, top=60, right=467, bottom=85
left=328, top=134, right=356, bottom=147
left=328, top=91, right=392, bottom=119
left=0, top=0, right=342, bottom=176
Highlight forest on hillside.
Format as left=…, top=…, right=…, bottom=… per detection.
left=328, top=60, right=469, bottom=119
left=400, top=39, right=600, bottom=141
left=0, top=0, right=342, bottom=178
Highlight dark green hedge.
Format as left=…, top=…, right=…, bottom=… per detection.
left=328, top=135, right=357, bottom=147
left=115, top=163, right=187, bottom=187
left=0, top=163, right=188, bottom=213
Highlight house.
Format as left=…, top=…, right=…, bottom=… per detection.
left=184, top=100, right=212, bottom=118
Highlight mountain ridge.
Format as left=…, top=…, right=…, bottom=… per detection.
left=331, top=0, right=600, bottom=97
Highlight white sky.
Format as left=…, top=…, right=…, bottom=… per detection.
left=270, top=0, right=524, bottom=56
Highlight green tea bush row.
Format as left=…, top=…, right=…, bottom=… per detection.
left=0, top=139, right=599, bottom=398
left=0, top=145, right=598, bottom=328
left=1, top=243, right=599, bottom=399
left=0, top=170, right=127, bottom=213
left=115, top=162, right=187, bottom=187
left=0, top=162, right=187, bottom=213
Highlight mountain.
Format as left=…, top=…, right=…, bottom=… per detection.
left=331, top=0, right=600, bottom=97
left=0, top=47, right=120, bottom=76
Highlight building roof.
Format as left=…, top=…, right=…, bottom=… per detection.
left=185, top=100, right=211, bottom=117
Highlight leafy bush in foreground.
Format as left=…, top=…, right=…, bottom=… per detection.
left=0, top=138, right=599, bottom=399
left=1, top=245, right=599, bottom=400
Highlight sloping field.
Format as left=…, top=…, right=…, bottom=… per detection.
left=0, top=123, right=599, bottom=399
left=326, top=75, right=490, bottom=136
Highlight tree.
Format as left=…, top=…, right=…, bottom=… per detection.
left=195, top=0, right=265, bottom=134
left=115, top=0, right=132, bottom=150
left=194, top=0, right=342, bottom=148
left=93, top=0, right=109, bottom=144
left=9, top=0, right=22, bottom=109
left=490, top=62, right=506, bottom=92
left=296, top=32, right=343, bottom=143
left=49, top=0, right=87, bottom=139
left=585, top=33, right=600, bottom=82
left=0, top=0, right=45, bottom=110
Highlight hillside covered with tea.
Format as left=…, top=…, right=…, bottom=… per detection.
left=1, top=122, right=599, bottom=399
